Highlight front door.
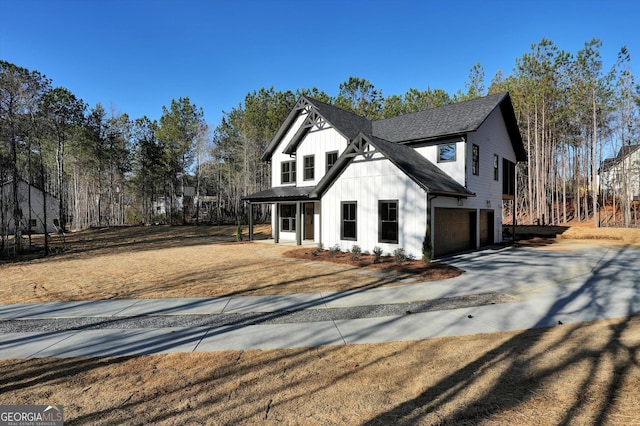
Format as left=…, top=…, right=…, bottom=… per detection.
left=304, top=203, right=314, bottom=240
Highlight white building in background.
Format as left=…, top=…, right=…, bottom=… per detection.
left=1, top=179, right=60, bottom=234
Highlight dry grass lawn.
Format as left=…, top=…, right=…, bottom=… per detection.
left=1, top=224, right=639, bottom=424
left=0, top=225, right=458, bottom=305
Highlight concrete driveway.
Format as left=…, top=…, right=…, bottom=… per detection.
left=0, top=240, right=638, bottom=358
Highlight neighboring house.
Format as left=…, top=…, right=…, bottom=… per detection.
left=0, top=179, right=60, bottom=234
left=599, top=144, right=640, bottom=201
left=243, top=92, right=526, bottom=258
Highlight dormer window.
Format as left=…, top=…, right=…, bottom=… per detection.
left=438, top=143, right=456, bottom=162
left=303, top=155, right=315, bottom=181
left=281, top=160, right=296, bottom=184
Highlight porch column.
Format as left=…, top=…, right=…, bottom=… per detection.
left=274, top=203, right=280, bottom=243
left=475, top=208, right=481, bottom=249
left=295, top=201, right=302, bottom=245
left=248, top=202, right=253, bottom=241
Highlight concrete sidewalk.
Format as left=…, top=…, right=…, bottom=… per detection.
left=1, top=241, right=639, bottom=359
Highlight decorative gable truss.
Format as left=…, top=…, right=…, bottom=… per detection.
left=283, top=104, right=332, bottom=155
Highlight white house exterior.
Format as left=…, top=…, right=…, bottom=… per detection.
left=599, top=144, right=640, bottom=201
left=244, top=93, right=526, bottom=258
left=1, top=180, right=60, bottom=234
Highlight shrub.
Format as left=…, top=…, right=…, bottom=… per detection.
left=328, top=244, right=341, bottom=258
left=372, top=246, right=383, bottom=263
left=312, top=242, right=324, bottom=257
left=422, top=223, right=433, bottom=264
left=350, top=244, right=362, bottom=261
left=393, top=247, right=407, bottom=263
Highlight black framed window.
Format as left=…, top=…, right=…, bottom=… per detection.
left=502, top=159, right=516, bottom=196
left=280, top=204, right=296, bottom=232
left=281, top=160, right=296, bottom=184
left=438, top=143, right=456, bottom=162
left=341, top=201, right=357, bottom=240
left=493, top=154, right=499, bottom=181
left=472, top=144, right=479, bottom=175
left=326, top=151, right=338, bottom=173
left=303, top=155, right=315, bottom=181
left=379, top=200, right=398, bottom=243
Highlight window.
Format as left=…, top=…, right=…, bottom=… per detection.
left=341, top=202, right=357, bottom=240
left=281, top=160, right=296, bottom=184
left=280, top=204, right=296, bottom=232
left=472, top=144, right=479, bottom=175
left=502, top=159, right=516, bottom=197
left=303, top=155, right=315, bottom=181
left=326, top=151, right=338, bottom=173
left=379, top=200, right=398, bottom=243
left=30, top=219, right=37, bottom=228
left=438, top=143, right=456, bottom=162
left=493, top=154, right=499, bottom=181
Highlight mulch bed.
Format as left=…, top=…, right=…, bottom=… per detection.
left=283, top=248, right=463, bottom=280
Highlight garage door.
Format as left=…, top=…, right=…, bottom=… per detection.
left=434, top=208, right=475, bottom=257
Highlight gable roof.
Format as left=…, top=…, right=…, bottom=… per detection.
left=311, top=133, right=474, bottom=199
left=600, top=143, right=640, bottom=173
left=261, top=96, right=371, bottom=161
left=263, top=92, right=526, bottom=162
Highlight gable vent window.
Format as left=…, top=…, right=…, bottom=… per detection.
left=472, top=144, right=479, bottom=176
left=326, top=151, right=338, bottom=173
left=438, top=143, right=456, bottom=163
left=281, top=160, right=296, bottom=184
left=304, top=155, right=315, bottom=181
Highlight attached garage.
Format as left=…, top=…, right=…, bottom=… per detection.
left=433, top=208, right=497, bottom=257
left=434, top=208, right=475, bottom=257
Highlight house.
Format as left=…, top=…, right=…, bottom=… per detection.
left=243, top=92, right=526, bottom=258
left=598, top=144, right=640, bottom=202
left=0, top=179, right=60, bottom=234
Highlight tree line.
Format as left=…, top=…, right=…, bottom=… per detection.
left=2, top=37, right=639, bottom=256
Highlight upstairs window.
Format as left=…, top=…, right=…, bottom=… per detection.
left=438, top=143, right=456, bottom=163
left=303, top=155, right=315, bottom=181
left=326, top=151, right=338, bottom=173
left=379, top=200, right=398, bottom=244
left=493, top=154, right=499, bottom=181
left=341, top=201, right=357, bottom=240
left=281, top=160, right=296, bottom=184
left=472, top=144, right=479, bottom=175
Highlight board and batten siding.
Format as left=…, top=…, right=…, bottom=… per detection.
left=413, top=139, right=466, bottom=186
left=321, top=152, right=427, bottom=257
left=271, top=113, right=307, bottom=188
left=294, top=126, right=348, bottom=187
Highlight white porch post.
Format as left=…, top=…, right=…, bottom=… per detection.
left=295, top=201, right=302, bottom=245
left=274, top=202, right=280, bottom=244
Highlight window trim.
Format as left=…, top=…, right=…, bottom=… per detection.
left=472, top=144, right=479, bottom=176
left=303, top=155, right=315, bottom=181
left=378, top=200, right=399, bottom=244
left=437, top=143, right=456, bottom=163
left=281, top=160, right=296, bottom=184
left=341, top=201, right=357, bottom=241
left=493, top=154, right=499, bottom=181
left=326, top=151, right=338, bottom=173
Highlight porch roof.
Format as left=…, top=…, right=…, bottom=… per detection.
left=242, top=186, right=316, bottom=203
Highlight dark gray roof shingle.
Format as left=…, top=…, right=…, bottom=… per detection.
left=242, top=186, right=315, bottom=202
left=371, top=92, right=507, bottom=143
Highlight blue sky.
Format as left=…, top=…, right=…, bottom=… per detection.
left=1, top=0, right=638, bottom=128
